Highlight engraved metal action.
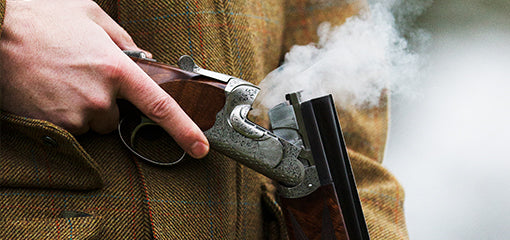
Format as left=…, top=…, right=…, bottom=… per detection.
left=119, top=53, right=370, bottom=239
left=118, top=54, right=336, bottom=197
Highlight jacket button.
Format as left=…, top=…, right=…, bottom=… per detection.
left=42, top=136, right=58, bottom=148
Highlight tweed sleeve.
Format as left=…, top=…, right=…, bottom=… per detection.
left=0, top=0, right=5, bottom=37
left=281, top=0, right=365, bottom=54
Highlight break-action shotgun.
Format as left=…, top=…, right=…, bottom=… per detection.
left=119, top=51, right=370, bottom=240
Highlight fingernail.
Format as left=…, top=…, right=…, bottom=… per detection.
left=191, top=141, right=209, bottom=159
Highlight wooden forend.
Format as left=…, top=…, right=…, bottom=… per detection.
left=134, top=58, right=227, bottom=131
left=280, top=184, right=349, bottom=240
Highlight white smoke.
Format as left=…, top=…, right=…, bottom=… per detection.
left=255, top=0, right=432, bottom=109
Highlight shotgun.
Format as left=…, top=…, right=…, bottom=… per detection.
left=119, top=51, right=370, bottom=240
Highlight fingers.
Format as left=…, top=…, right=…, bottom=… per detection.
left=116, top=56, right=209, bottom=159
left=60, top=94, right=119, bottom=135
left=87, top=2, right=152, bottom=58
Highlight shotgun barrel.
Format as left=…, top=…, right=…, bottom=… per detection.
left=271, top=94, right=370, bottom=240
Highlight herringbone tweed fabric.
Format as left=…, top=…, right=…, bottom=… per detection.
left=0, top=0, right=408, bottom=239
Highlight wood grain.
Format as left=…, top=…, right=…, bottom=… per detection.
left=134, top=58, right=227, bottom=131
left=280, top=184, right=349, bottom=240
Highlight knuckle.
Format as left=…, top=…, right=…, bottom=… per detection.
left=97, top=58, right=123, bottom=80
left=56, top=115, right=88, bottom=135
left=86, top=95, right=112, bottom=112
left=121, top=33, right=136, bottom=46
left=144, top=96, right=177, bottom=123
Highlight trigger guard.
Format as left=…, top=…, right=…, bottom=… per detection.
left=130, top=116, right=157, bottom=147
left=118, top=117, right=186, bottom=166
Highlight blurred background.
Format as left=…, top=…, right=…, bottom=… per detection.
left=384, top=0, right=510, bottom=239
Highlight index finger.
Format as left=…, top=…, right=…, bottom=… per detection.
left=116, top=56, right=209, bottom=159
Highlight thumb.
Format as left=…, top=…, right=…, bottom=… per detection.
left=116, top=54, right=209, bottom=159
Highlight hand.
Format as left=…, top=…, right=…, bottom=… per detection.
left=0, top=0, right=209, bottom=158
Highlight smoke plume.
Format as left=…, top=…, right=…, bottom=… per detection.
left=254, top=0, right=432, bottom=110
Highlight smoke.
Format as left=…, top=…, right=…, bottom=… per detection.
left=255, top=0, right=432, bottom=110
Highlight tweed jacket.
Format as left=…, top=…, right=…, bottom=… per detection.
left=0, top=0, right=408, bottom=239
